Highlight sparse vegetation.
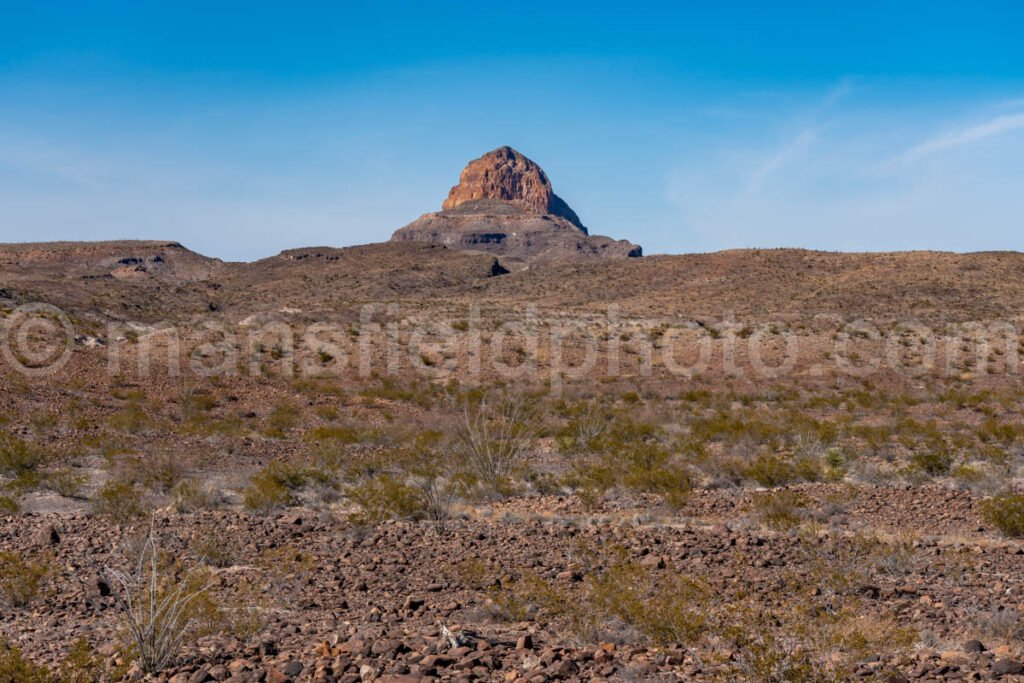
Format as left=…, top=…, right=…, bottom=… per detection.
left=752, top=489, right=810, bottom=531
left=0, top=551, right=50, bottom=608
left=456, top=391, right=538, bottom=493
left=980, top=492, right=1024, bottom=537
left=104, top=529, right=214, bottom=674
left=91, top=480, right=148, bottom=525
left=0, top=640, right=54, bottom=682
left=242, top=460, right=315, bottom=512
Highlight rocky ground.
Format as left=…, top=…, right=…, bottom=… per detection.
left=4, top=479, right=1024, bottom=681
left=4, top=240, right=1024, bottom=681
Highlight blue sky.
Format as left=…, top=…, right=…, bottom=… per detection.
left=1, top=2, right=1022, bottom=261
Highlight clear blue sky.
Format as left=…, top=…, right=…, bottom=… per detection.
left=1, top=1, right=1022, bottom=260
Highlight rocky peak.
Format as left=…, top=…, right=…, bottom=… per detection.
left=441, top=146, right=586, bottom=232
left=391, top=146, right=641, bottom=262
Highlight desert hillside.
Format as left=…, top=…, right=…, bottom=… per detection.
left=3, top=235, right=1024, bottom=681
left=3, top=240, right=1023, bottom=323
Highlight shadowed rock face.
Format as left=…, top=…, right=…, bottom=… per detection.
left=391, top=146, right=642, bottom=262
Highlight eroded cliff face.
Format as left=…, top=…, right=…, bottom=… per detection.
left=391, top=146, right=641, bottom=263
left=440, top=146, right=587, bottom=232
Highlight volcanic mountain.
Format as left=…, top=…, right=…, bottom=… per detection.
left=390, top=146, right=642, bottom=263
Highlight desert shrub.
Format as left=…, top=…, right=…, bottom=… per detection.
left=257, top=544, right=318, bottom=605
left=360, top=377, right=442, bottom=408
left=0, top=432, right=47, bottom=491
left=864, top=533, right=916, bottom=577
left=242, top=475, right=291, bottom=512
left=0, top=495, right=19, bottom=514
left=555, top=401, right=610, bottom=453
left=104, top=529, right=214, bottom=674
left=0, top=640, right=54, bottom=682
left=455, top=391, right=537, bottom=492
left=44, top=469, right=87, bottom=499
left=745, top=454, right=798, bottom=487
left=262, top=402, right=299, bottom=438
left=824, top=447, right=846, bottom=479
left=969, top=605, right=1024, bottom=643
left=0, top=551, right=50, bottom=608
left=107, top=402, right=151, bottom=434
left=0, top=433, right=46, bottom=474
left=191, top=531, right=239, bottom=569
left=304, top=425, right=363, bottom=444
left=449, top=557, right=491, bottom=590
left=909, top=448, right=954, bottom=475
left=980, top=492, right=1024, bottom=537
left=171, top=479, right=221, bottom=513
left=792, top=455, right=824, bottom=482
left=910, top=445, right=954, bottom=476
left=180, top=388, right=218, bottom=424
left=395, top=443, right=459, bottom=528
left=566, top=458, right=617, bottom=511
left=313, top=405, right=341, bottom=421
left=721, top=534, right=917, bottom=682
left=526, top=470, right=564, bottom=496
left=221, top=592, right=266, bottom=644
left=141, top=451, right=188, bottom=494
left=91, top=480, right=148, bottom=525
left=752, top=489, right=809, bottom=531
left=588, top=562, right=707, bottom=646
left=242, top=461, right=310, bottom=512
left=721, top=603, right=914, bottom=683
left=976, top=418, right=1024, bottom=446
left=493, top=550, right=708, bottom=646
left=60, top=639, right=106, bottom=683
left=952, top=463, right=986, bottom=489
left=618, top=443, right=692, bottom=509
left=347, top=474, right=424, bottom=525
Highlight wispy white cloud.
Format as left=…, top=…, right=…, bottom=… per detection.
left=746, top=127, right=819, bottom=193
left=817, top=77, right=856, bottom=111
left=741, top=79, right=854, bottom=194
left=898, top=111, right=1024, bottom=164
left=664, top=87, right=1024, bottom=255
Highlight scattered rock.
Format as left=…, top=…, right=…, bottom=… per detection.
left=963, top=639, right=985, bottom=653
left=993, top=658, right=1024, bottom=676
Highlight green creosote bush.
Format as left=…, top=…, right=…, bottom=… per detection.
left=261, top=402, right=300, bottom=439
left=171, top=479, right=222, bottom=513
left=491, top=549, right=708, bottom=647
left=44, top=469, right=88, bottom=499
left=0, top=495, right=19, bottom=514
left=191, top=530, right=239, bottom=569
left=0, top=551, right=50, bottom=608
left=980, top=492, right=1024, bottom=537
left=910, top=445, right=954, bottom=476
left=0, top=432, right=47, bottom=492
left=346, top=473, right=424, bottom=526
left=618, top=442, right=692, bottom=509
left=242, top=460, right=320, bottom=512
left=0, top=640, right=54, bottom=682
left=752, top=489, right=810, bottom=531
left=744, top=454, right=798, bottom=488
left=91, top=480, right=149, bottom=525
left=59, top=639, right=107, bottom=683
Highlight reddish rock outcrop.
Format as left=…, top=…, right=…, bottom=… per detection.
left=441, top=145, right=586, bottom=231
left=391, top=147, right=642, bottom=263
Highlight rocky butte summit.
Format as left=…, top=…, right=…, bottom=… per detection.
left=391, top=146, right=642, bottom=263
